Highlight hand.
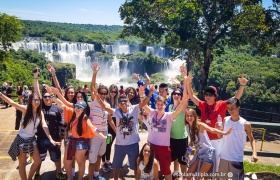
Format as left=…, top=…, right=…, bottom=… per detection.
left=251, top=155, right=258, bottom=163
left=132, top=73, right=140, bottom=81
left=181, top=95, right=189, bottom=105
left=50, top=139, right=61, bottom=146
left=149, top=84, right=155, bottom=94
left=215, top=122, right=223, bottom=130
left=180, top=63, right=187, bottom=76
left=139, top=85, right=145, bottom=96
left=170, top=77, right=180, bottom=85
left=238, top=74, right=248, bottom=86
left=224, top=127, right=233, bottom=135
left=45, top=85, right=53, bottom=94
left=51, top=87, right=60, bottom=95
left=33, top=67, right=40, bottom=78
left=47, top=64, right=55, bottom=75
left=145, top=73, right=150, bottom=83
left=91, top=62, right=100, bottom=74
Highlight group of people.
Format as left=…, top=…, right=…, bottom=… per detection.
left=0, top=62, right=258, bottom=180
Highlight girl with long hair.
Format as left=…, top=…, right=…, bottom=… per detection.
left=102, top=84, right=119, bottom=172
left=0, top=91, right=59, bottom=180
left=136, top=143, right=159, bottom=180
left=125, top=86, right=140, bottom=105
left=185, top=109, right=232, bottom=180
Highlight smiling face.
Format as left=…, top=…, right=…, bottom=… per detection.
left=66, top=88, right=75, bottom=102
left=172, top=90, right=182, bottom=101
left=118, top=97, right=129, bottom=112
left=142, top=145, right=151, bottom=158
left=227, top=103, right=240, bottom=116
left=76, top=92, right=84, bottom=101
left=128, top=89, right=135, bottom=100
left=43, top=92, right=52, bottom=106
left=99, top=88, right=108, bottom=101
left=155, top=97, right=166, bottom=113
left=31, top=94, right=41, bottom=109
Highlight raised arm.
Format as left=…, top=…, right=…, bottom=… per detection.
left=0, top=92, right=26, bottom=112
left=171, top=95, right=189, bottom=119
left=234, top=74, right=248, bottom=100
left=139, top=85, right=154, bottom=109
left=90, top=62, right=100, bottom=101
left=245, top=121, right=258, bottom=163
left=86, top=118, right=107, bottom=140
left=41, top=111, right=61, bottom=146
left=199, top=121, right=232, bottom=136
left=33, top=67, right=41, bottom=98
left=182, top=66, right=200, bottom=106
left=47, top=64, right=63, bottom=95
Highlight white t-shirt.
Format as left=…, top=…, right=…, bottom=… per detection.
left=146, top=109, right=173, bottom=146
left=90, top=99, right=109, bottom=131
left=113, top=104, right=140, bottom=145
left=139, top=159, right=157, bottom=180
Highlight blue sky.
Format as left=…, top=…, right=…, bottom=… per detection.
left=0, top=0, right=125, bottom=25
left=0, top=0, right=273, bottom=26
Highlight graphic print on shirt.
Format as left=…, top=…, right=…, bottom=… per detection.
left=118, top=114, right=134, bottom=138
left=148, top=115, right=167, bottom=133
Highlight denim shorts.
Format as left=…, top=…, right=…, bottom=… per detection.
left=19, top=137, right=37, bottom=149
left=67, top=140, right=88, bottom=151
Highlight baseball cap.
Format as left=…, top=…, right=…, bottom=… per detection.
left=204, top=86, right=218, bottom=96
left=75, top=100, right=87, bottom=109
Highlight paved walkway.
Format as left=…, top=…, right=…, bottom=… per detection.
left=0, top=107, right=280, bottom=179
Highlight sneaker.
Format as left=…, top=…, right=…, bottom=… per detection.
left=107, top=162, right=112, bottom=169
left=34, top=174, right=40, bottom=180
left=93, top=174, right=106, bottom=180
left=56, top=172, right=67, bottom=180
left=102, top=163, right=111, bottom=173
left=172, top=172, right=181, bottom=180
left=61, top=166, right=66, bottom=172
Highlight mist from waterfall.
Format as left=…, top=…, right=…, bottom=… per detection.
left=12, top=41, right=183, bottom=85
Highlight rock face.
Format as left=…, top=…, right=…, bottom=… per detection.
left=51, top=63, right=76, bottom=87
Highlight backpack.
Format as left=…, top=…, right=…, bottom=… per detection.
left=23, top=90, right=29, bottom=99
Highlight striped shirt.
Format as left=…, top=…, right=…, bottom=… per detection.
left=89, top=99, right=109, bottom=131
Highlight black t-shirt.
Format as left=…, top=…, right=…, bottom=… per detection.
left=36, top=104, right=63, bottom=141
left=6, top=86, right=13, bottom=94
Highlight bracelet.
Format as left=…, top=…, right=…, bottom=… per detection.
left=0, top=92, right=2, bottom=96
left=50, top=94, right=55, bottom=98
left=147, top=95, right=151, bottom=98
left=52, top=74, right=56, bottom=77
left=240, top=84, right=246, bottom=86
left=34, top=78, right=38, bottom=79
left=140, top=96, right=145, bottom=98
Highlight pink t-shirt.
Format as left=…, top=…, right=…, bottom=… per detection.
left=147, top=109, right=173, bottom=146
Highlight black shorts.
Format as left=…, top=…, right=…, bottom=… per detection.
left=170, top=138, right=188, bottom=165
left=37, top=139, right=61, bottom=162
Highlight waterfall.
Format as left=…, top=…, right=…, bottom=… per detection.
left=105, top=43, right=130, bottom=55
left=164, top=59, right=185, bottom=78
left=146, top=46, right=154, bottom=54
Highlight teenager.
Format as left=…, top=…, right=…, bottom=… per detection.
left=88, top=62, right=117, bottom=180
left=182, top=64, right=248, bottom=171
left=185, top=108, right=232, bottom=180
left=95, top=85, right=151, bottom=180
left=218, top=98, right=258, bottom=179
left=102, top=84, right=119, bottom=172
left=136, top=143, right=159, bottom=180
left=0, top=91, right=59, bottom=180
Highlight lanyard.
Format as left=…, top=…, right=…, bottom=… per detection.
left=120, top=110, right=130, bottom=125
left=155, top=112, right=165, bottom=126
left=205, top=103, right=215, bottom=120
left=171, top=103, right=180, bottom=111
left=32, top=115, right=37, bottom=130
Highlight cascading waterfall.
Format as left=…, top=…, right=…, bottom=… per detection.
left=12, top=41, right=183, bottom=84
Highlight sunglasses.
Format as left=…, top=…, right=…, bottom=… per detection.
left=43, top=96, right=51, bottom=99
left=173, top=92, right=182, bottom=96
left=74, top=105, right=84, bottom=109
left=32, top=99, right=40, bottom=103
left=110, top=91, right=117, bottom=94
left=99, top=92, right=108, bottom=96
left=119, top=99, right=128, bottom=103
left=204, top=93, right=214, bottom=97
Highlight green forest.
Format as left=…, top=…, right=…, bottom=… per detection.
left=0, top=12, right=280, bottom=112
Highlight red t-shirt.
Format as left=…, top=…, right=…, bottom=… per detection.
left=198, top=100, right=227, bottom=139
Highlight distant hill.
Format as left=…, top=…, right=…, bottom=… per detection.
left=20, top=20, right=123, bottom=43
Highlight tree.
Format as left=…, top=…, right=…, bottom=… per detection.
left=119, top=0, right=280, bottom=98
left=0, top=13, right=23, bottom=51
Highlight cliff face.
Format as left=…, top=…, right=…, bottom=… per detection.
left=51, top=63, right=76, bottom=87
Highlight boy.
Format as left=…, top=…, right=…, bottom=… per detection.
left=218, top=98, right=258, bottom=179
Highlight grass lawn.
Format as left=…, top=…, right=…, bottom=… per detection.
left=244, top=161, right=280, bottom=174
